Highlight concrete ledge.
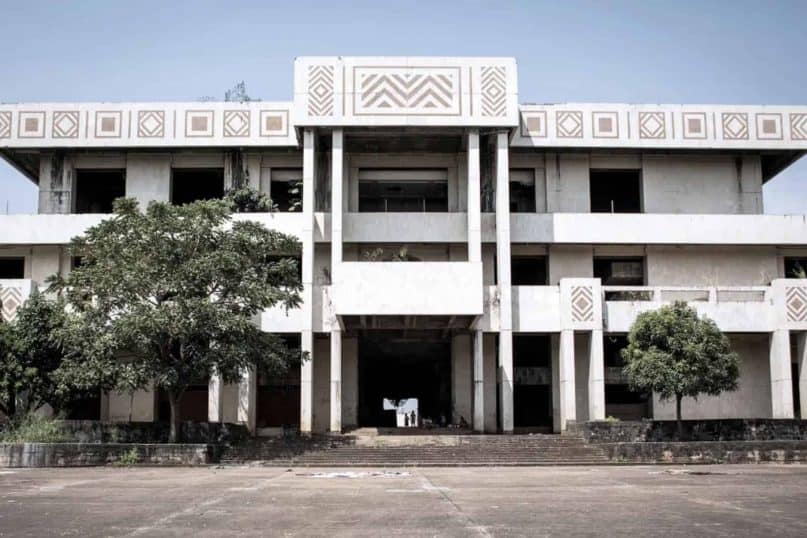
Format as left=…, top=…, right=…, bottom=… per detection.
left=600, top=440, right=807, bottom=464
left=0, top=443, right=217, bottom=467
left=573, top=419, right=807, bottom=443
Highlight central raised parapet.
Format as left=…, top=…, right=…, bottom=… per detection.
left=293, top=56, right=518, bottom=127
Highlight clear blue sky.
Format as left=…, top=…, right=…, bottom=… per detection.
left=1, top=0, right=805, bottom=214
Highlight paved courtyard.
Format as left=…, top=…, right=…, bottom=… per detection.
left=0, top=465, right=805, bottom=537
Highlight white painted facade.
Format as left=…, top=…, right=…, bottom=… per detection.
left=1, top=56, right=807, bottom=433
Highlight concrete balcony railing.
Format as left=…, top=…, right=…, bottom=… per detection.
left=330, top=261, right=483, bottom=316
left=0, top=279, right=35, bottom=322
left=343, top=213, right=467, bottom=243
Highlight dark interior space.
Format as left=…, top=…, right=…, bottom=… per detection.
left=171, top=168, right=224, bottom=205
left=511, top=256, right=547, bottom=285
left=63, top=392, right=101, bottom=420
left=74, top=169, right=126, bottom=214
left=793, top=362, right=800, bottom=419
left=604, top=334, right=650, bottom=419
left=359, top=181, right=448, bottom=212
left=784, top=257, right=807, bottom=278
left=358, top=332, right=451, bottom=427
left=157, top=384, right=209, bottom=422
left=257, top=334, right=302, bottom=428
left=509, top=169, right=536, bottom=213
left=0, top=257, right=24, bottom=279
left=270, top=169, right=303, bottom=212
left=513, top=334, right=552, bottom=429
left=594, top=257, right=645, bottom=286
left=590, top=169, right=642, bottom=213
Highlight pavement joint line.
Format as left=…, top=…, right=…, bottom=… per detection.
left=418, top=469, right=492, bottom=538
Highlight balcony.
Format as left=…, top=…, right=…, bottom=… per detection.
left=330, top=262, right=483, bottom=316
left=343, top=213, right=467, bottom=243
left=0, top=279, right=34, bottom=322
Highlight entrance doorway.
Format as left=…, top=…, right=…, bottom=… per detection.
left=358, top=331, right=451, bottom=427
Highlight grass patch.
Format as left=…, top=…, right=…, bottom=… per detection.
left=0, top=414, right=68, bottom=443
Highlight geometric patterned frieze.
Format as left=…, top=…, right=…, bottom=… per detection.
left=137, top=110, right=165, bottom=138
left=521, top=111, right=547, bottom=137
left=354, top=66, right=460, bottom=116
left=791, top=113, right=807, bottom=141
left=185, top=110, right=214, bottom=137
left=721, top=112, right=749, bottom=140
left=592, top=111, right=618, bottom=138
left=0, top=111, right=11, bottom=139
left=785, top=286, right=807, bottom=322
left=260, top=110, right=288, bottom=137
left=756, top=113, right=782, bottom=140
left=639, top=111, right=666, bottom=139
left=481, top=66, right=507, bottom=117
left=682, top=112, right=708, bottom=139
left=223, top=110, right=250, bottom=137
left=18, top=111, right=45, bottom=138
left=570, top=286, right=595, bottom=322
left=52, top=111, right=79, bottom=139
left=95, top=111, right=122, bottom=138
left=0, top=286, right=23, bottom=323
left=308, top=65, right=335, bottom=117
left=556, top=111, right=583, bottom=138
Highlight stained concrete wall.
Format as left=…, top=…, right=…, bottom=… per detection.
left=125, top=154, right=171, bottom=206
left=107, top=388, right=156, bottom=422
left=484, top=333, right=498, bottom=432
left=451, top=334, right=473, bottom=425
left=312, top=336, right=330, bottom=433
left=574, top=333, right=590, bottom=423
left=653, top=334, right=772, bottom=420
left=647, top=246, right=778, bottom=286
left=342, top=336, right=359, bottom=428
left=548, top=245, right=593, bottom=285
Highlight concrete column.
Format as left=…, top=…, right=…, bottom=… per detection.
left=451, top=334, right=473, bottom=425
left=330, top=330, right=342, bottom=432
left=237, top=368, right=256, bottom=434
left=300, top=128, right=317, bottom=434
left=769, top=329, right=795, bottom=419
left=798, top=333, right=807, bottom=419
left=467, top=129, right=481, bottom=263
left=208, top=372, right=224, bottom=423
left=331, top=129, right=344, bottom=271
left=588, top=329, right=605, bottom=421
left=559, top=329, right=577, bottom=430
left=473, top=330, right=485, bottom=432
left=494, top=132, right=514, bottom=432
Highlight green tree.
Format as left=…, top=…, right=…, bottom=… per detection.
left=621, top=301, right=739, bottom=438
left=50, top=198, right=304, bottom=441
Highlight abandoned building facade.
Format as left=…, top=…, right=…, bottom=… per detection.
left=1, top=56, right=807, bottom=434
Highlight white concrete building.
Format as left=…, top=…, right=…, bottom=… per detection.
left=1, top=56, right=807, bottom=434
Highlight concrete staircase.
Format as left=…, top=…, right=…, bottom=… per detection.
left=219, top=433, right=611, bottom=466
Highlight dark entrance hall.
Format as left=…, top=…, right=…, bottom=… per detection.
left=358, top=332, right=451, bottom=427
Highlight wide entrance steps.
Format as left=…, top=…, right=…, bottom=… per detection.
left=219, top=433, right=611, bottom=466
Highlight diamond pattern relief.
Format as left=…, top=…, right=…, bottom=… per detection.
left=138, top=111, right=165, bottom=138
left=721, top=112, right=749, bottom=140
left=790, top=113, right=807, bottom=141
left=639, top=112, right=666, bottom=139
left=556, top=111, right=583, bottom=138
left=786, top=286, right=807, bottom=322
left=308, top=65, right=334, bottom=117
left=481, top=66, right=506, bottom=117
left=52, top=111, right=79, bottom=138
left=571, top=286, right=594, bottom=322
left=0, top=287, right=23, bottom=323
left=0, top=111, right=10, bottom=138
left=223, top=110, right=250, bottom=137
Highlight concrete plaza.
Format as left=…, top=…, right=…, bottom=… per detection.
left=0, top=465, right=806, bottom=537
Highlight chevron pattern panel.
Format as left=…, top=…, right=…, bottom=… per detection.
left=308, top=65, right=335, bottom=117
left=0, top=286, right=23, bottom=323
left=785, top=286, right=807, bottom=322
left=791, top=113, right=807, bottom=140
left=354, top=67, right=460, bottom=116
left=570, top=286, right=594, bottom=322
left=0, top=111, right=11, bottom=138
left=481, top=66, right=506, bottom=117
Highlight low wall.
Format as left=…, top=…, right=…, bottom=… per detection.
left=600, top=440, right=807, bottom=464
left=0, top=443, right=217, bottom=467
left=54, top=421, right=249, bottom=444
left=573, top=419, right=807, bottom=443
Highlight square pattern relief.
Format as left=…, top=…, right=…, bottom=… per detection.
left=592, top=111, right=618, bottom=138
left=18, top=111, right=45, bottom=138
left=520, top=111, right=546, bottom=137
left=185, top=110, right=214, bottom=137
left=682, top=112, right=707, bottom=139
left=260, top=110, right=288, bottom=137
left=95, top=111, right=122, bottom=138
left=755, top=113, right=782, bottom=140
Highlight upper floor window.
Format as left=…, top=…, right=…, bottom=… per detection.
left=74, top=169, right=126, bottom=214
left=358, top=169, right=448, bottom=212
left=171, top=168, right=224, bottom=205
left=0, top=257, right=24, bottom=279
left=594, top=257, right=645, bottom=286
left=511, top=255, right=547, bottom=285
left=784, top=257, right=807, bottom=279
left=268, top=168, right=303, bottom=212
left=509, top=169, right=536, bottom=213
left=590, top=169, right=642, bottom=213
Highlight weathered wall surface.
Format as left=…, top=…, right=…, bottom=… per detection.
left=646, top=246, right=778, bottom=286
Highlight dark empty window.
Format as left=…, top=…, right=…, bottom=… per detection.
left=270, top=169, right=303, bottom=212
left=0, top=258, right=24, bottom=279
left=514, top=335, right=550, bottom=368
left=510, top=169, right=536, bottom=213
left=171, top=168, right=224, bottom=205
left=358, top=169, right=448, bottom=212
left=785, top=257, right=807, bottom=278
left=604, top=335, right=628, bottom=367
left=511, top=256, right=547, bottom=285
left=74, top=169, right=126, bottom=214
left=594, top=257, right=644, bottom=286
left=590, top=169, right=641, bottom=213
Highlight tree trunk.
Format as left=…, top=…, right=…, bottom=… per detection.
left=675, top=393, right=683, bottom=440
left=168, top=392, right=182, bottom=443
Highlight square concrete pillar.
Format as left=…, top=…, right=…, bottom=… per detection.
left=300, top=330, right=314, bottom=433
left=451, top=333, right=473, bottom=426
left=208, top=372, right=224, bottom=423
left=559, top=329, right=577, bottom=430
left=466, top=129, right=481, bottom=263
left=494, top=131, right=513, bottom=433
left=588, top=330, right=605, bottom=421
left=330, top=330, right=342, bottom=432
left=342, top=336, right=359, bottom=428
left=237, top=367, right=256, bottom=434
left=769, top=329, right=795, bottom=419
left=798, top=333, right=807, bottom=419
left=473, top=330, right=485, bottom=432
